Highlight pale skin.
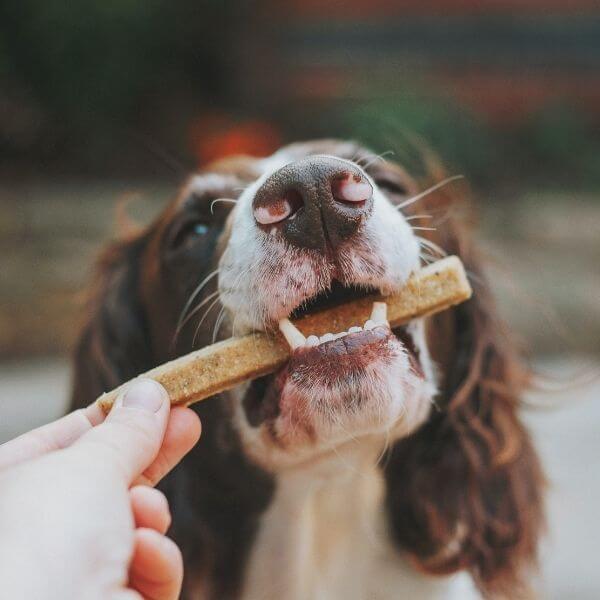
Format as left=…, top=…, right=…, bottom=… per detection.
left=0, top=378, right=201, bottom=600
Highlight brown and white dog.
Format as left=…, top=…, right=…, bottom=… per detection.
left=70, top=140, right=544, bottom=599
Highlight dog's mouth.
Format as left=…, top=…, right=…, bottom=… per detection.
left=289, top=280, right=377, bottom=320
left=277, top=283, right=423, bottom=380
left=240, top=275, right=428, bottom=441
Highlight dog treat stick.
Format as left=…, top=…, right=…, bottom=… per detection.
left=97, top=255, right=471, bottom=412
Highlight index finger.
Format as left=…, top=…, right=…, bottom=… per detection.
left=0, top=403, right=106, bottom=471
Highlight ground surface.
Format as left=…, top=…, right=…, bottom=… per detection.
left=0, top=355, right=598, bottom=599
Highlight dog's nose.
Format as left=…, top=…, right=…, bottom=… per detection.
left=252, top=156, right=373, bottom=251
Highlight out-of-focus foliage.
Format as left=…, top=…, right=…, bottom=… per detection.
left=0, top=0, right=242, bottom=165
left=337, top=92, right=499, bottom=186
left=0, top=2, right=599, bottom=190
left=337, top=95, right=600, bottom=189
left=1, top=2, right=160, bottom=120
left=517, top=104, right=600, bottom=187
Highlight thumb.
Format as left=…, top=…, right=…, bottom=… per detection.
left=70, top=378, right=170, bottom=484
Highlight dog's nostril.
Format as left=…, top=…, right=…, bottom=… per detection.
left=254, top=190, right=304, bottom=225
left=284, top=190, right=304, bottom=220
left=254, top=199, right=291, bottom=225
left=332, top=175, right=373, bottom=205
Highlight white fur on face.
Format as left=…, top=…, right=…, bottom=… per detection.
left=217, top=149, right=435, bottom=466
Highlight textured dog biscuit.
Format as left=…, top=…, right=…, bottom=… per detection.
left=97, top=256, right=471, bottom=412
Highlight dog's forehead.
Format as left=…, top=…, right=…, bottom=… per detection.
left=162, top=172, right=240, bottom=225
left=200, top=139, right=368, bottom=183
left=201, top=139, right=418, bottom=199
left=171, top=139, right=416, bottom=221
left=262, top=139, right=364, bottom=166
left=178, top=172, right=243, bottom=206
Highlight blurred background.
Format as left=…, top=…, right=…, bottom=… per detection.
left=1, top=1, right=598, bottom=597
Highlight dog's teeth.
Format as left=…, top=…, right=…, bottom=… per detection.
left=305, top=335, right=319, bottom=347
left=278, top=318, right=306, bottom=349
left=348, top=326, right=362, bottom=333
left=320, top=333, right=335, bottom=343
left=370, top=302, right=388, bottom=325
left=364, top=319, right=376, bottom=330
left=333, top=331, right=347, bottom=339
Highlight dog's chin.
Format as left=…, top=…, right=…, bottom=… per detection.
left=236, top=325, right=435, bottom=471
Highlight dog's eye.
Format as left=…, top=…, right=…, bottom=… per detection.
left=193, top=223, right=209, bottom=235
left=170, top=220, right=210, bottom=250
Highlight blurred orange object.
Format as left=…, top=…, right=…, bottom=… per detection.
left=190, top=115, right=281, bottom=166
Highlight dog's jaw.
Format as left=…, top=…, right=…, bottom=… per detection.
left=230, top=318, right=435, bottom=471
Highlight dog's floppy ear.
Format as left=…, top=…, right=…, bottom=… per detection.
left=384, top=190, right=544, bottom=598
left=70, top=232, right=153, bottom=410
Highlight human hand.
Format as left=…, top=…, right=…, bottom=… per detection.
left=0, top=378, right=201, bottom=600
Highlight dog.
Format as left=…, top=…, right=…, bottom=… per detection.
left=70, top=139, right=544, bottom=599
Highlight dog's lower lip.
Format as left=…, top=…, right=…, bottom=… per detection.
left=284, top=322, right=423, bottom=378
left=295, top=325, right=389, bottom=358
left=285, top=325, right=395, bottom=376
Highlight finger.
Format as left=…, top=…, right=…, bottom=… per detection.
left=0, top=403, right=105, bottom=470
left=134, top=407, right=201, bottom=487
left=130, top=486, right=171, bottom=534
left=70, top=379, right=170, bottom=484
left=129, top=528, right=183, bottom=600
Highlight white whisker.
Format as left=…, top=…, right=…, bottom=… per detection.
left=174, top=290, right=221, bottom=345
left=212, top=306, right=227, bottom=343
left=361, top=150, right=395, bottom=170
left=210, top=198, right=237, bottom=214
left=176, top=269, right=220, bottom=333
left=410, top=226, right=437, bottom=232
left=192, top=295, right=222, bottom=347
left=395, top=175, right=464, bottom=212
left=404, top=214, right=433, bottom=221
left=417, top=236, right=447, bottom=257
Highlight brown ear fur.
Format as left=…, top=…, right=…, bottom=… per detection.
left=70, top=232, right=153, bottom=410
left=384, top=183, right=544, bottom=598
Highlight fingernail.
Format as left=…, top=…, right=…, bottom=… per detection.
left=122, top=379, right=166, bottom=413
